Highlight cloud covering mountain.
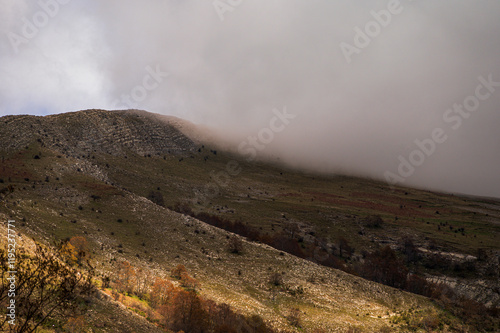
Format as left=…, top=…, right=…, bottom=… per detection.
left=1, top=0, right=500, bottom=197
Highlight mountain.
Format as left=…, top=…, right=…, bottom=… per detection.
left=0, top=109, right=197, bottom=156
left=0, top=109, right=498, bottom=332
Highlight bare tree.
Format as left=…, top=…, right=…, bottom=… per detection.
left=0, top=245, right=95, bottom=332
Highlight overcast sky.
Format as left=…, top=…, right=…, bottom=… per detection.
left=1, top=0, right=500, bottom=198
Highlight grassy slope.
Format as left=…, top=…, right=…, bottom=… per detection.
left=2, top=138, right=496, bottom=332
left=98, top=141, right=500, bottom=255
left=0, top=215, right=166, bottom=333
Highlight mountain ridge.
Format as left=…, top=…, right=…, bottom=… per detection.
left=0, top=109, right=197, bottom=157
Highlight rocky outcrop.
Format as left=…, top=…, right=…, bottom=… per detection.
left=0, top=109, right=197, bottom=157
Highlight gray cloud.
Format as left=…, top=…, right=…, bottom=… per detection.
left=1, top=0, right=499, bottom=197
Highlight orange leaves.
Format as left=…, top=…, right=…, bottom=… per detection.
left=180, top=272, right=198, bottom=290
left=171, top=264, right=188, bottom=279
left=59, top=242, right=78, bottom=265
left=69, top=236, right=88, bottom=260
left=159, top=289, right=205, bottom=333
left=114, top=260, right=137, bottom=293
left=107, top=262, right=274, bottom=332
left=171, top=264, right=198, bottom=290
left=151, top=277, right=173, bottom=306
left=59, top=236, right=89, bottom=265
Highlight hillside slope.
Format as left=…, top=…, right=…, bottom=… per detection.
left=1, top=109, right=498, bottom=332
left=0, top=109, right=196, bottom=156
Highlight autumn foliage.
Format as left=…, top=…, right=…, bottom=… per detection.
left=0, top=245, right=94, bottom=332
left=64, top=316, right=87, bottom=333
left=171, top=264, right=188, bottom=280
left=109, top=262, right=275, bottom=333
left=59, top=236, right=89, bottom=266
left=150, top=278, right=174, bottom=307
left=157, top=287, right=272, bottom=333
left=69, top=237, right=88, bottom=262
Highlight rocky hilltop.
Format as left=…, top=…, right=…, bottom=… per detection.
left=0, top=109, right=197, bottom=157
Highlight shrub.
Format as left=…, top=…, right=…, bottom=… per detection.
left=227, top=235, right=243, bottom=254
left=171, top=201, right=194, bottom=215
left=147, top=190, right=165, bottom=207
left=287, top=308, right=301, bottom=327
left=364, top=215, right=384, bottom=228
left=171, top=264, right=188, bottom=280
left=337, top=236, right=354, bottom=258
left=59, top=242, right=78, bottom=265
left=64, top=316, right=87, bottom=333
left=69, top=236, right=89, bottom=264
left=421, top=314, right=440, bottom=330
left=360, top=246, right=407, bottom=289
left=180, top=272, right=199, bottom=290
left=269, top=272, right=284, bottom=286
left=401, top=236, right=420, bottom=263
left=378, top=326, right=392, bottom=333
left=114, top=261, right=136, bottom=294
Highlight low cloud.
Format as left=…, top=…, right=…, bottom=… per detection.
left=1, top=0, right=499, bottom=197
